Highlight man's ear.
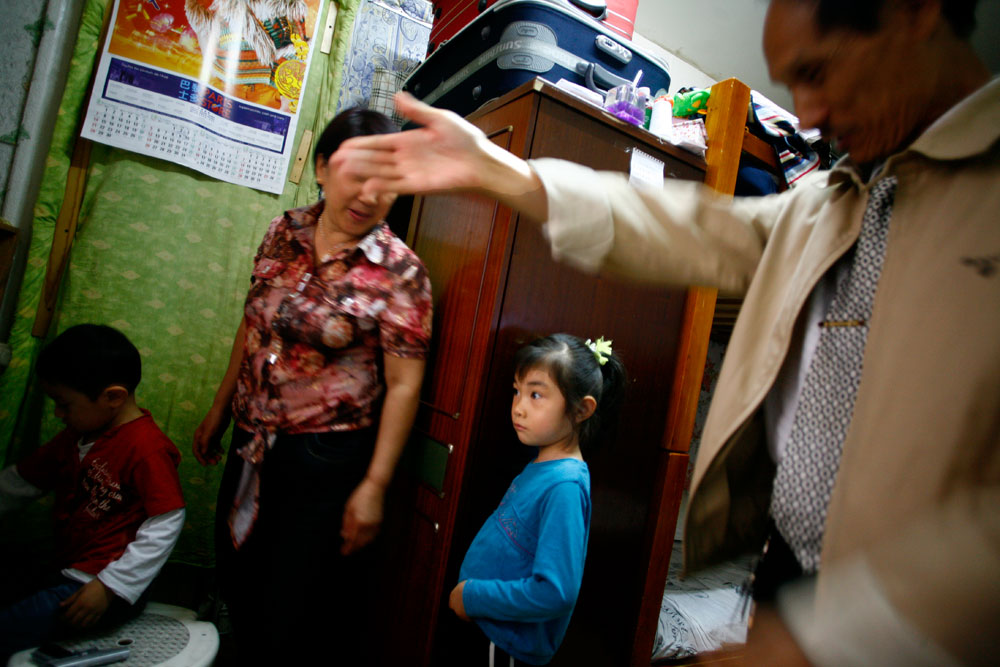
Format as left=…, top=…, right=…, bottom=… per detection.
left=102, top=385, right=130, bottom=408
left=575, top=396, right=597, bottom=423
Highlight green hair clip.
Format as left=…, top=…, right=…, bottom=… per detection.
left=584, top=337, right=613, bottom=366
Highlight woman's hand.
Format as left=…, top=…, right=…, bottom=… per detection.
left=340, top=356, right=424, bottom=555
left=60, top=579, right=116, bottom=629
left=192, top=403, right=230, bottom=466
left=194, top=318, right=246, bottom=466
left=340, top=477, right=385, bottom=555
left=449, top=580, right=469, bottom=621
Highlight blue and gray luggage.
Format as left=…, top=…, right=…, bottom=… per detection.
left=404, top=0, right=670, bottom=117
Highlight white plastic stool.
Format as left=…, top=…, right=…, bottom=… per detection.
left=8, top=602, right=219, bottom=667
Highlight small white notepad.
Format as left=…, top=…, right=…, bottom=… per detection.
left=629, top=148, right=665, bottom=189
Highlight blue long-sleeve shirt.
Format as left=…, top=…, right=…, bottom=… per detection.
left=459, top=458, right=591, bottom=665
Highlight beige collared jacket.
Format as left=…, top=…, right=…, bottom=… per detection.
left=531, top=78, right=1000, bottom=664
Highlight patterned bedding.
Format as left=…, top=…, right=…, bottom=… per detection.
left=652, top=540, right=754, bottom=661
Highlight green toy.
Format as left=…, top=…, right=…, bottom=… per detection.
left=673, top=88, right=711, bottom=117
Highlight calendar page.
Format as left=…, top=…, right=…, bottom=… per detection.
left=82, top=0, right=326, bottom=195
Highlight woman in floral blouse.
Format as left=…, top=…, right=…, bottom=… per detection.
left=193, top=108, right=432, bottom=664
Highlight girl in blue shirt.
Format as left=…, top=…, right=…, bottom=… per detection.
left=450, top=333, right=626, bottom=665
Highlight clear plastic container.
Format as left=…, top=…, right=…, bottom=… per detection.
left=604, top=83, right=645, bottom=126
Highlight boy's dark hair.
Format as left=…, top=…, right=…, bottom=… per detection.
left=791, top=0, right=978, bottom=39
left=514, top=333, right=627, bottom=456
left=36, top=324, right=141, bottom=399
left=313, top=107, right=399, bottom=164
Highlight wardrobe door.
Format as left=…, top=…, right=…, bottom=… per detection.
left=380, top=96, right=538, bottom=665
left=444, top=94, right=705, bottom=666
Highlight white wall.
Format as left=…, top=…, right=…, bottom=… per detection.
left=635, top=0, right=783, bottom=107
left=635, top=0, right=1000, bottom=117
left=630, top=31, right=716, bottom=97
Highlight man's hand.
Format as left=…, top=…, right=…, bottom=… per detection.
left=60, top=579, right=116, bottom=629
left=449, top=580, right=469, bottom=621
left=333, top=92, right=492, bottom=198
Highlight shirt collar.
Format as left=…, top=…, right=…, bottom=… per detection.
left=824, top=76, right=1000, bottom=187
left=355, top=222, right=394, bottom=266
left=75, top=409, right=152, bottom=445
left=287, top=200, right=394, bottom=267
left=909, top=75, right=1000, bottom=160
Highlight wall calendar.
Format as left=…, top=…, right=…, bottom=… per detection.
left=82, top=0, right=325, bottom=195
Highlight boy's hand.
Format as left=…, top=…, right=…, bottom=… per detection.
left=340, top=478, right=385, bottom=555
left=449, top=581, right=469, bottom=621
left=60, top=578, right=116, bottom=629
left=193, top=404, right=230, bottom=465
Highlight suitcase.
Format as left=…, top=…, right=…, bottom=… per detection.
left=429, top=0, right=638, bottom=52
left=406, top=0, right=668, bottom=118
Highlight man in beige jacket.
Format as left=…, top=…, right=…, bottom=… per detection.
left=334, top=0, right=998, bottom=663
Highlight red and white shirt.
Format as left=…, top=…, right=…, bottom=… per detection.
left=16, top=411, right=185, bottom=575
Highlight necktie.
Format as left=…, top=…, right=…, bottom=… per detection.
left=770, top=176, right=898, bottom=573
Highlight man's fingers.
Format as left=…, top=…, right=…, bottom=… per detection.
left=341, top=132, right=404, bottom=152
left=394, top=91, right=438, bottom=126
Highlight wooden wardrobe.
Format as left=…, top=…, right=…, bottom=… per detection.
left=374, top=77, right=781, bottom=666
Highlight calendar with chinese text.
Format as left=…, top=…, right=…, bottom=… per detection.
left=82, top=0, right=325, bottom=194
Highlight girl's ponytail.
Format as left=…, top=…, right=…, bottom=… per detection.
left=592, top=347, right=626, bottom=453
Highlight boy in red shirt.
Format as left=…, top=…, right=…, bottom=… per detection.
left=0, top=324, right=185, bottom=659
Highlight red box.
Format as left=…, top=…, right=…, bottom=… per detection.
left=604, top=0, right=638, bottom=39
left=429, top=0, right=639, bottom=52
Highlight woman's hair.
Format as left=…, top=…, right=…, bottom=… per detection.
left=36, top=324, right=141, bottom=399
left=313, top=107, right=399, bottom=164
left=513, top=333, right=627, bottom=456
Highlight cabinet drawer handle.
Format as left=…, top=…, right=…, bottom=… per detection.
left=416, top=509, right=441, bottom=534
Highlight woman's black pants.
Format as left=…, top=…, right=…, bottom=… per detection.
left=215, top=427, right=377, bottom=665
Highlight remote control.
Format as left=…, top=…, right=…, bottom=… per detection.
left=36, top=646, right=130, bottom=667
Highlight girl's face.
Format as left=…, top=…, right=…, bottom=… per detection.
left=315, top=155, right=396, bottom=241
left=511, top=367, right=577, bottom=455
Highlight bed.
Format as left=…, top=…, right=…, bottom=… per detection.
left=652, top=542, right=754, bottom=662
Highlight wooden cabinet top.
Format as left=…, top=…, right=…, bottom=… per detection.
left=466, top=77, right=708, bottom=173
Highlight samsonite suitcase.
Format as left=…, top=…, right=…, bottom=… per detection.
left=429, top=0, right=639, bottom=52
left=407, top=0, right=668, bottom=118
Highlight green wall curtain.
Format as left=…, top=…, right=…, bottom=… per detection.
left=0, top=0, right=361, bottom=566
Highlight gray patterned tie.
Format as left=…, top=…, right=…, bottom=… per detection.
left=770, top=176, right=898, bottom=574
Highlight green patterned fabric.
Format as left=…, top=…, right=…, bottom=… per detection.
left=0, top=0, right=362, bottom=566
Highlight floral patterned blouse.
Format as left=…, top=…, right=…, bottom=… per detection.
left=231, top=201, right=432, bottom=436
